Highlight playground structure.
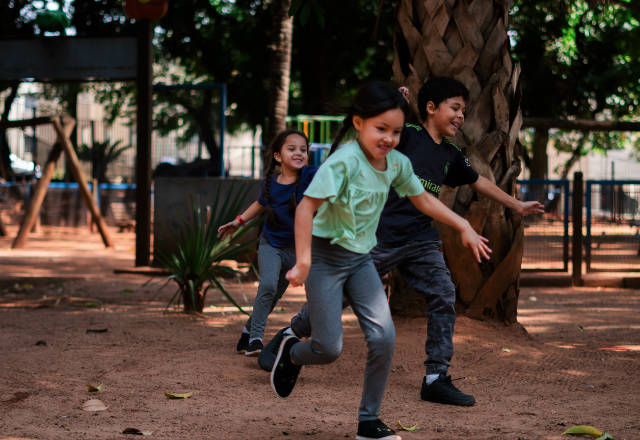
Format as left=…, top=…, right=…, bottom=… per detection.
left=0, top=115, right=112, bottom=249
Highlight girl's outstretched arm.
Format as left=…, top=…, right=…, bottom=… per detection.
left=286, top=196, right=326, bottom=287
left=407, top=191, right=492, bottom=263
left=217, top=201, right=267, bottom=241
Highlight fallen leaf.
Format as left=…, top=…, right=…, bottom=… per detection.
left=121, top=427, right=153, bottom=435
left=21, top=283, right=34, bottom=289
left=81, top=399, right=108, bottom=411
left=121, top=289, right=135, bottom=294
left=562, top=426, right=603, bottom=438
left=35, top=340, right=47, bottom=346
left=502, top=348, right=511, bottom=352
left=579, top=326, right=586, bottom=331
left=397, top=421, right=418, bottom=431
left=86, top=383, right=103, bottom=392
left=595, top=434, right=612, bottom=440
left=86, top=328, right=108, bottom=334
left=163, top=391, right=192, bottom=399
left=85, top=302, right=100, bottom=308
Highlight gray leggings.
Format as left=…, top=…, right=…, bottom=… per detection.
left=244, top=237, right=296, bottom=340
left=290, top=237, right=395, bottom=422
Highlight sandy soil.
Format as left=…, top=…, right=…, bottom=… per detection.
left=0, top=227, right=639, bottom=440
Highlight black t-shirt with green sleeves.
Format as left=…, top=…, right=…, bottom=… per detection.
left=376, top=123, right=479, bottom=243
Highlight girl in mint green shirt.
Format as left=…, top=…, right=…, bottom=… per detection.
left=269, top=82, right=491, bottom=440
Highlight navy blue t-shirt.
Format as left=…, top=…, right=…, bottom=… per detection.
left=257, top=165, right=318, bottom=248
left=376, top=123, right=479, bottom=243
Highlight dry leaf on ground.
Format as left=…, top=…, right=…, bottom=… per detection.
left=86, top=383, right=103, bottom=392
left=163, top=391, right=192, bottom=399
left=397, top=421, right=418, bottom=431
left=81, top=399, right=108, bottom=411
left=562, top=425, right=603, bottom=438
left=121, top=427, right=152, bottom=435
left=502, top=348, right=511, bottom=352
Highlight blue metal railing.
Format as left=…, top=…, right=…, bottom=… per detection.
left=516, top=179, right=570, bottom=272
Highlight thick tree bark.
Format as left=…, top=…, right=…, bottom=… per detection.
left=391, top=0, right=524, bottom=324
left=265, top=0, right=294, bottom=147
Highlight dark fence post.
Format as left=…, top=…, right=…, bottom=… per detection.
left=572, top=172, right=583, bottom=287
left=135, top=18, right=153, bottom=267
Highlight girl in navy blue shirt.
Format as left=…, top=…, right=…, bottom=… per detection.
left=218, top=129, right=317, bottom=357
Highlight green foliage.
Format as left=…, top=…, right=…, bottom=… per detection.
left=155, top=182, right=261, bottom=314
left=76, top=139, right=133, bottom=183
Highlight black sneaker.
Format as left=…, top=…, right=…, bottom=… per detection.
left=270, top=335, right=302, bottom=398
left=236, top=332, right=249, bottom=354
left=245, top=340, right=263, bottom=357
left=420, top=373, right=475, bottom=406
left=258, top=327, right=289, bottom=372
left=356, top=419, right=401, bottom=440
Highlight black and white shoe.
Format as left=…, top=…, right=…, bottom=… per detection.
left=420, top=373, right=475, bottom=406
left=270, top=335, right=302, bottom=398
left=236, top=332, right=250, bottom=354
left=258, top=327, right=289, bottom=372
left=356, top=419, right=401, bottom=440
left=245, top=340, right=263, bottom=357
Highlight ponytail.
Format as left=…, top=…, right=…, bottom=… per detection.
left=289, top=169, right=303, bottom=214
left=327, top=81, right=409, bottom=155
left=328, top=117, right=353, bottom=157
left=263, top=159, right=280, bottom=227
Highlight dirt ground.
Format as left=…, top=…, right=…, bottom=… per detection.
left=1, top=227, right=639, bottom=440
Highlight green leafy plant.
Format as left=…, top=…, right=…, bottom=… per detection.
left=76, top=139, right=132, bottom=184
left=155, top=181, right=261, bottom=315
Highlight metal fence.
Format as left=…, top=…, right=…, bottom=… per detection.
left=516, top=180, right=570, bottom=272
left=586, top=180, right=640, bottom=272
left=0, top=182, right=141, bottom=228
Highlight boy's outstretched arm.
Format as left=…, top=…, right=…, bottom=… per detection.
left=408, top=191, right=491, bottom=263
left=470, top=176, right=545, bottom=217
left=286, top=196, right=326, bottom=287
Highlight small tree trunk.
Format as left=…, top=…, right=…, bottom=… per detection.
left=181, top=285, right=207, bottom=314
left=265, top=0, right=294, bottom=147
left=0, top=82, right=20, bottom=179
left=530, top=129, right=548, bottom=179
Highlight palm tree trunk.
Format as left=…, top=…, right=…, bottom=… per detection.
left=265, top=0, right=294, bottom=147
left=391, top=0, right=524, bottom=324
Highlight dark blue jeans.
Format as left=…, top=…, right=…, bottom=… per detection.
left=290, top=240, right=456, bottom=375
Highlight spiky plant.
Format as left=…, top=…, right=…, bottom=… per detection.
left=155, top=181, right=261, bottom=314
left=77, top=139, right=132, bottom=183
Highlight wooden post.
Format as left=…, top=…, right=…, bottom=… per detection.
left=0, top=215, right=7, bottom=236
left=89, top=178, right=98, bottom=233
left=51, top=116, right=113, bottom=248
left=572, top=172, right=583, bottom=287
left=135, top=18, right=153, bottom=266
left=12, top=141, right=64, bottom=249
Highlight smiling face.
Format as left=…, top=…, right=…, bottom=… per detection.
left=352, top=108, right=405, bottom=168
left=273, top=134, right=309, bottom=171
left=425, top=96, right=466, bottom=139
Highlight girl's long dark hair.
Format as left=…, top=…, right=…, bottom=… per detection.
left=328, top=82, right=409, bottom=156
left=263, top=129, right=310, bottom=227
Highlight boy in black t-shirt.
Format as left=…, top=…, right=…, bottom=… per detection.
left=259, top=77, right=544, bottom=407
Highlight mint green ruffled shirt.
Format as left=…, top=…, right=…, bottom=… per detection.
left=303, top=141, right=424, bottom=254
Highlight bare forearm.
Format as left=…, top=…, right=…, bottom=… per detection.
left=470, top=176, right=519, bottom=211
left=293, top=201, right=316, bottom=268
left=408, top=191, right=469, bottom=233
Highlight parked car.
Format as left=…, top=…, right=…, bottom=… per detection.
left=10, top=154, right=42, bottom=179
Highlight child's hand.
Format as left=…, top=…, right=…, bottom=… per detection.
left=398, top=86, right=410, bottom=103
left=516, top=201, right=545, bottom=217
left=286, top=264, right=309, bottom=288
left=217, top=219, right=241, bottom=241
left=460, top=225, right=492, bottom=263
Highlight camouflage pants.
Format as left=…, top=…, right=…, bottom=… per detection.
left=290, top=240, right=456, bottom=374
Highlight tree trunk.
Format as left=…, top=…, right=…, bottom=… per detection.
left=0, top=82, right=20, bottom=179
left=196, top=89, right=220, bottom=173
left=391, top=0, right=524, bottom=324
left=265, top=0, right=294, bottom=147
left=530, top=129, right=548, bottom=179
